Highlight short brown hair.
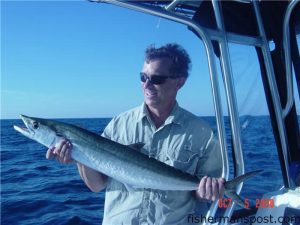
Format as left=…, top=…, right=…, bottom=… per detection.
left=145, top=43, right=191, bottom=78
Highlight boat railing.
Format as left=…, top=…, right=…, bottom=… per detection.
left=252, top=0, right=292, bottom=188
left=90, top=0, right=298, bottom=223
left=210, top=1, right=245, bottom=223
left=91, top=1, right=230, bottom=222
left=283, top=0, right=298, bottom=118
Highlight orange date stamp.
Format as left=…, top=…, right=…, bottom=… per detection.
left=218, top=198, right=275, bottom=209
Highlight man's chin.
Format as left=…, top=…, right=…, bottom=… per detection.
left=145, top=98, right=159, bottom=107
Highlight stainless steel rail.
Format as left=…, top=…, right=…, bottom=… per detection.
left=252, top=0, right=292, bottom=187
left=282, top=0, right=299, bottom=118
left=93, top=0, right=230, bottom=222
left=164, top=0, right=183, bottom=11
left=90, top=0, right=264, bottom=47
left=91, top=0, right=296, bottom=224
left=207, top=28, right=264, bottom=47
left=211, top=1, right=245, bottom=224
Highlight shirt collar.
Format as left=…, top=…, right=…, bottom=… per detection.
left=138, top=102, right=182, bottom=126
left=137, top=102, right=148, bottom=122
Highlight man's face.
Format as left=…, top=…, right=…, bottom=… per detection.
left=141, top=58, right=185, bottom=109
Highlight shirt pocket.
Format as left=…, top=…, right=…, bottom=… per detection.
left=166, top=143, right=201, bottom=175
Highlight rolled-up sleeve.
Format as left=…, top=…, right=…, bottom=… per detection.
left=101, top=119, right=114, bottom=139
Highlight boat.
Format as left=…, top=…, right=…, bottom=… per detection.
left=88, top=0, right=300, bottom=224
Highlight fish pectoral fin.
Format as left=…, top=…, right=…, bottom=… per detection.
left=225, top=189, right=247, bottom=209
left=127, top=142, right=145, bottom=151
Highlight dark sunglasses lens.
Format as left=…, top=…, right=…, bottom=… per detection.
left=140, top=73, right=167, bottom=85
left=140, top=74, right=147, bottom=82
left=150, top=76, right=165, bottom=84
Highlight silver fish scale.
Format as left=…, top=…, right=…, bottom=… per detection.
left=55, top=122, right=200, bottom=190
left=14, top=115, right=263, bottom=207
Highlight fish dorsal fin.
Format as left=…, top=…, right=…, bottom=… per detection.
left=127, top=142, right=145, bottom=151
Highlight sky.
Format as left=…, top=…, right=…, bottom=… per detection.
left=1, top=1, right=300, bottom=119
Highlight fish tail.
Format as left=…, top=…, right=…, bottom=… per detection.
left=224, top=170, right=263, bottom=209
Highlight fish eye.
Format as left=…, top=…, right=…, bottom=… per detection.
left=32, top=122, right=39, bottom=129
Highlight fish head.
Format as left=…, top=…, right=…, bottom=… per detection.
left=14, top=115, right=60, bottom=147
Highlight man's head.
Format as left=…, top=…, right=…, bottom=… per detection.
left=145, top=43, right=191, bottom=78
left=141, top=43, right=191, bottom=111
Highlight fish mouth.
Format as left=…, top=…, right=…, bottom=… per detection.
left=13, top=115, right=34, bottom=138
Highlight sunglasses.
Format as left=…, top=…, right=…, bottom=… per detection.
left=140, top=72, right=183, bottom=85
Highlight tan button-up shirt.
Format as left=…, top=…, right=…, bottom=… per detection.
left=101, top=102, right=222, bottom=225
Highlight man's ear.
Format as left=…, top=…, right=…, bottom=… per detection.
left=176, top=77, right=187, bottom=90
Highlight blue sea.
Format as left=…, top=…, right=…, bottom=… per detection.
left=1, top=116, right=290, bottom=224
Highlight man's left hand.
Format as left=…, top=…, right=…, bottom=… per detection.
left=196, top=177, right=225, bottom=201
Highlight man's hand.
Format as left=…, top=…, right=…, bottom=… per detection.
left=46, top=139, right=74, bottom=164
left=196, top=176, right=225, bottom=201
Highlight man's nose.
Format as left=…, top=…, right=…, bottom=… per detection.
left=143, top=79, right=153, bottom=88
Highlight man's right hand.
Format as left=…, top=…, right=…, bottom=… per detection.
left=46, top=139, right=74, bottom=164
left=46, top=139, right=107, bottom=192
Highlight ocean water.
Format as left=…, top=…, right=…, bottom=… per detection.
left=1, top=116, right=288, bottom=224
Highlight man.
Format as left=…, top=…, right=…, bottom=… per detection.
left=47, top=43, right=225, bottom=225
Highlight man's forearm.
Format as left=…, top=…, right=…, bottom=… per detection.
left=77, top=163, right=107, bottom=192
